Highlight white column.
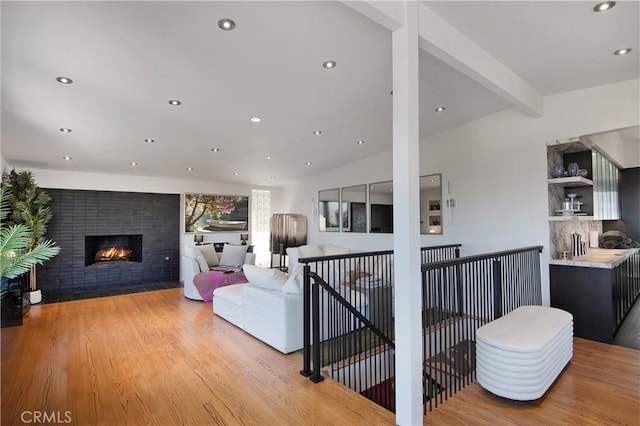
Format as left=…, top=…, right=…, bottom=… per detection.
left=392, top=2, right=422, bottom=425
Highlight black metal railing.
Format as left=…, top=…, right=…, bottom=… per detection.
left=299, top=244, right=462, bottom=412
left=421, top=245, right=543, bottom=413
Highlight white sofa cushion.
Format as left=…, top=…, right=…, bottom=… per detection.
left=196, top=244, right=219, bottom=267
left=219, top=244, right=249, bottom=266
left=287, top=244, right=323, bottom=271
left=322, top=243, right=351, bottom=256
left=282, top=264, right=304, bottom=294
left=243, top=264, right=287, bottom=291
left=242, top=284, right=304, bottom=353
left=212, top=283, right=246, bottom=327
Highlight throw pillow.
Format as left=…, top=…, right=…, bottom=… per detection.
left=322, top=243, right=351, bottom=256
left=281, top=264, right=304, bottom=294
left=196, top=245, right=219, bottom=267
left=286, top=245, right=323, bottom=271
left=219, top=244, right=249, bottom=267
left=285, top=247, right=300, bottom=271
left=243, top=264, right=287, bottom=291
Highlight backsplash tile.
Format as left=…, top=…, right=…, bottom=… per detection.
left=549, top=220, right=602, bottom=259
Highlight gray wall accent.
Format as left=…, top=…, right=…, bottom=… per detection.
left=37, top=189, right=180, bottom=296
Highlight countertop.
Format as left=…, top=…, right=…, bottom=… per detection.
left=550, top=247, right=639, bottom=269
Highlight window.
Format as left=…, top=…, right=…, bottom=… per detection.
left=250, top=189, right=271, bottom=267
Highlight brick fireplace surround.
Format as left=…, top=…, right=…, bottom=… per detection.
left=37, top=189, right=181, bottom=303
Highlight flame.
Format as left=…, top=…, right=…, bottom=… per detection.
left=95, top=246, right=132, bottom=262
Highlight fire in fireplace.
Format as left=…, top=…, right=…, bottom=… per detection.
left=85, top=234, right=143, bottom=266
left=95, top=247, right=133, bottom=262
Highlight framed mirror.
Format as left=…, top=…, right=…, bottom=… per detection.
left=369, top=181, right=393, bottom=233
left=318, top=188, right=340, bottom=232
left=420, top=174, right=443, bottom=234
left=341, top=184, right=367, bottom=232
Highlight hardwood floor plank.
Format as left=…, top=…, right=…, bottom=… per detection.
left=2, top=289, right=394, bottom=425
left=426, top=338, right=640, bottom=425
left=4, top=288, right=638, bottom=425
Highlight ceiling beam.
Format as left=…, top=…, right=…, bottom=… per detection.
left=345, top=1, right=544, bottom=118
left=342, top=1, right=405, bottom=31
left=417, top=3, right=543, bottom=118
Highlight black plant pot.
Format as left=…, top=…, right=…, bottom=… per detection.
left=1, top=278, right=24, bottom=328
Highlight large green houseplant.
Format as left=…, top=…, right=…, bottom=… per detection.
left=1, top=170, right=59, bottom=304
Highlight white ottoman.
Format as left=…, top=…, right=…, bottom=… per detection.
left=476, top=305, right=573, bottom=401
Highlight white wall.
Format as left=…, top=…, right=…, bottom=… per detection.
left=282, top=79, right=640, bottom=305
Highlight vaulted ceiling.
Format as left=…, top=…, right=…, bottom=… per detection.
left=2, top=1, right=638, bottom=185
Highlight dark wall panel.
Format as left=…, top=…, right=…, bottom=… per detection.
left=38, top=189, right=180, bottom=297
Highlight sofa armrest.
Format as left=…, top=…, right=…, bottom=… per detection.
left=244, top=252, right=256, bottom=265
left=241, top=285, right=303, bottom=353
left=181, top=256, right=204, bottom=300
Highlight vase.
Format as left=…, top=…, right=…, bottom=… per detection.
left=552, top=165, right=565, bottom=178
left=567, top=163, right=579, bottom=177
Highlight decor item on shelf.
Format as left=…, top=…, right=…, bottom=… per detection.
left=194, top=234, right=204, bottom=245
left=552, top=164, right=565, bottom=178
left=1, top=186, right=60, bottom=324
left=2, top=170, right=59, bottom=305
left=577, top=169, right=589, bottom=178
left=240, top=233, right=249, bottom=245
left=567, top=162, right=579, bottom=177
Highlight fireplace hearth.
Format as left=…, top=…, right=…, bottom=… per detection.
left=85, top=234, right=143, bottom=266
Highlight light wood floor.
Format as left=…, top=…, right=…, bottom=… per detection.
left=2, top=288, right=639, bottom=425
left=426, top=337, right=640, bottom=425
left=1, top=288, right=393, bottom=425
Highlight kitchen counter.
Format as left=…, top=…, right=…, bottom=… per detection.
left=550, top=247, right=639, bottom=269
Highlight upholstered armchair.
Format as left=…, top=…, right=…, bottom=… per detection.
left=181, top=244, right=256, bottom=301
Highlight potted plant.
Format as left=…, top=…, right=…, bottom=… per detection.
left=2, top=170, right=57, bottom=304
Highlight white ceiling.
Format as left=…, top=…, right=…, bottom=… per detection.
left=2, top=1, right=638, bottom=186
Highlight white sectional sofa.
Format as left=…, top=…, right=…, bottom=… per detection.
left=215, top=282, right=305, bottom=353
left=213, top=244, right=370, bottom=354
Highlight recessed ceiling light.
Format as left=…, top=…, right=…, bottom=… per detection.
left=313, top=130, right=322, bottom=135
left=250, top=117, right=262, bottom=123
left=211, top=148, right=220, bottom=152
left=435, top=106, right=446, bottom=112
left=59, top=128, right=72, bottom=132
left=62, top=156, right=72, bottom=160
left=233, top=172, right=240, bottom=176
left=306, top=161, right=312, bottom=166
left=218, top=19, right=236, bottom=31
left=356, top=140, right=365, bottom=145
left=186, top=167, right=194, bottom=171
left=144, top=138, right=155, bottom=143
left=614, top=48, right=632, bottom=55
left=168, top=100, right=182, bottom=106
left=593, top=1, right=615, bottom=12
left=266, top=155, right=272, bottom=160
left=322, top=60, right=336, bottom=69
left=56, top=76, right=73, bottom=84
left=270, top=176, right=277, bottom=180
left=130, top=162, right=138, bottom=166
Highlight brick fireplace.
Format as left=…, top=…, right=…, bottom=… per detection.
left=37, top=189, right=180, bottom=302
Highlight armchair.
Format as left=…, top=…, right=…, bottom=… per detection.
left=182, top=245, right=255, bottom=301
